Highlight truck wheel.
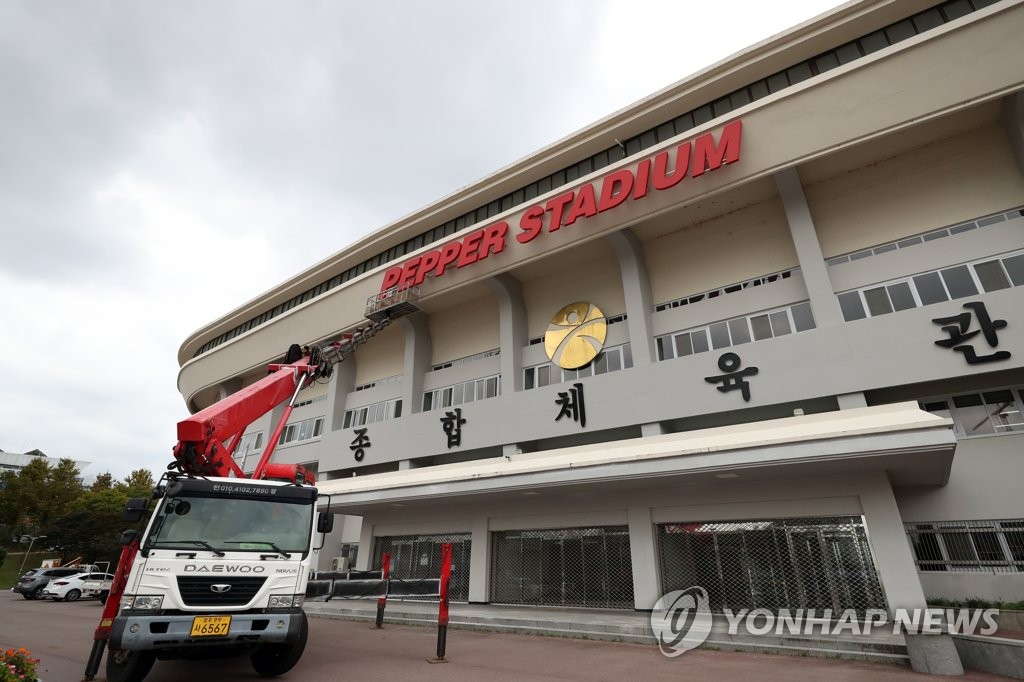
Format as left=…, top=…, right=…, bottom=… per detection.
left=106, top=648, right=156, bottom=682
left=250, top=613, right=308, bottom=678
left=64, top=588, right=82, bottom=601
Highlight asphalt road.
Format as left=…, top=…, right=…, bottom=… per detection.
left=1, top=591, right=1010, bottom=681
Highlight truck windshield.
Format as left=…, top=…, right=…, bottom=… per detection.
left=145, top=494, right=314, bottom=555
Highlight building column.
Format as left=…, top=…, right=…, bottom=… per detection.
left=401, top=312, right=432, bottom=415
left=328, top=353, right=356, bottom=431
left=606, top=229, right=656, bottom=366
left=356, top=520, right=375, bottom=571
left=774, top=167, right=844, bottom=327
left=1003, top=90, right=1024, bottom=177
left=859, top=471, right=963, bottom=676
left=627, top=505, right=661, bottom=610
left=468, top=516, right=491, bottom=603
left=485, top=274, right=528, bottom=393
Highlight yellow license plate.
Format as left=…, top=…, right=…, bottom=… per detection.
left=190, top=616, right=231, bottom=638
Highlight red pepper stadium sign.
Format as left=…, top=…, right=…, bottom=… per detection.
left=380, top=119, right=742, bottom=292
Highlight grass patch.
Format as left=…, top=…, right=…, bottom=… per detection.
left=0, top=550, right=53, bottom=588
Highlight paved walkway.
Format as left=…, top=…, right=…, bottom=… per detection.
left=300, top=600, right=1016, bottom=681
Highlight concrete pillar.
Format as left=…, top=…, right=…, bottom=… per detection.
left=356, top=519, right=375, bottom=571
left=774, top=167, right=844, bottom=327
left=485, top=274, right=528, bottom=393
left=1002, top=90, right=1024, bottom=177
left=401, top=313, right=432, bottom=414
left=468, top=516, right=491, bottom=603
left=859, top=471, right=963, bottom=676
left=328, top=353, right=356, bottom=431
left=626, top=505, right=661, bottom=610
left=606, top=229, right=656, bottom=366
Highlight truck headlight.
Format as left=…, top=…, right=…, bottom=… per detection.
left=268, top=594, right=304, bottom=609
left=121, top=594, right=164, bottom=610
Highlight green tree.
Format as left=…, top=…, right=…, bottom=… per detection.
left=45, top=488, right=136, bottom=566
left=120, top=469, right=155, bottom=497
left=90, top=472, right=114, bottom=491
left=0, top=458, right=84, bottom=540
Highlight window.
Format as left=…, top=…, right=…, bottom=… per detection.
left=524, top=344, right=632, bottom=389
left=343, top=399, right=401, bottom=428
left=906, top=520, right=1024, bottom=573
left=231, top=432, right=263, bottom=461
left=277, top=416, right=325, bottom=446
left=920, top=387, right=1024, bottom=437
left=838, top=249, right=1024, bottom=321
left=657, top=303, right=813, bottom=361
left=423, top=375, right=501, bottom=410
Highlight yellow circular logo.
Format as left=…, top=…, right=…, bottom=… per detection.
left=544, top=302, right=607, bottom=370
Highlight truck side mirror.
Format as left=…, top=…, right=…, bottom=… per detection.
left=123, top=498, right=149, bottom=523
left=317, top=514, right=334, bottom=534
left=120, top=529, right=140, bottom=546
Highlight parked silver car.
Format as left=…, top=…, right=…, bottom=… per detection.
left=12, top=567, right=82, bottom=600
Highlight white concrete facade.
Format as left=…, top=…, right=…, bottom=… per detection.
left=178, top=1, right=1024, bottom=673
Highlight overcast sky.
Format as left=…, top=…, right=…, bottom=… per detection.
left=0, top=0, right=845, bottom=480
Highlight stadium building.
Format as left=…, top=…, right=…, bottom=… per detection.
left=178, top=0, right=1024, bottom=672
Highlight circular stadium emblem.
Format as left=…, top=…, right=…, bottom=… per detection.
left=544, top=302, right=607, bottom=370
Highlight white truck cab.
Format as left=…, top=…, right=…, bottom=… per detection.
left=106, top=476, right=325, bottom=682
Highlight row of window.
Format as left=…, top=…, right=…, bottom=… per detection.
left=906, top=519, right=1024, bottom=573
left=423, top=375, right=501, bottom=411
left=838, top=250, right=1024, bottom=321
left=194, top=0, right=988, bottom=359
left=278, top=416, right=324, bottom=446
left=920, top=386, right=1024, bottom=437
left=524, top=344, right=633, bottom=390
left=827, top=207, right=1023, bottom=267
left=343, top=398, right=403, bottom=429
left=294, top=394, right=328, bottom=409
left=431, top=349, right=499, bottom=372
left=656, top=302, right=815, bottom=361
left=354, top=374, right=402, bottom=392
left=655, top=269, right=796, bottom=313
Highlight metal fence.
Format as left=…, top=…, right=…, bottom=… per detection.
left=905, top=519, right=1024, bottom=573
left=491, top=526, right=635, bottom=609
left=658, top=516, right=886, bottom=615
left=372, top=533, right=471, bottom=602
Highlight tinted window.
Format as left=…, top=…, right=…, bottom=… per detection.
left=940, top=265, right=978, bottom=299
left=913, top=272, right=949, bottom=305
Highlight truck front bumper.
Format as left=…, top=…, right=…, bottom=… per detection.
left=110, top=609, right=304, bottom=651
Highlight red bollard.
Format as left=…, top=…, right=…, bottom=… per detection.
left=429, top=543, right=452, bottom=663
left=375, top=552, right=390, bottom=628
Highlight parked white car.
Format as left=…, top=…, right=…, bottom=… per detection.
left=39, top=571, right=115, bottom=601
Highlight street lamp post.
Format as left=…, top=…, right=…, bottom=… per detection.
left=16, top=535, right=47, bottom=581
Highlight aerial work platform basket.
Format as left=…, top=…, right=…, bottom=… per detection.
left=365, top=285, right=421, bottom=322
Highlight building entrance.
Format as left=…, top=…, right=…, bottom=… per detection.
left=657, top=516, right=886, bottom=614
left=490, top=526, right=635, bottom=609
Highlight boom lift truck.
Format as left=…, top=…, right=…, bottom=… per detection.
left=81, top=344, right=332, bottom=682
left=83, top=287, right=419, bottom=682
